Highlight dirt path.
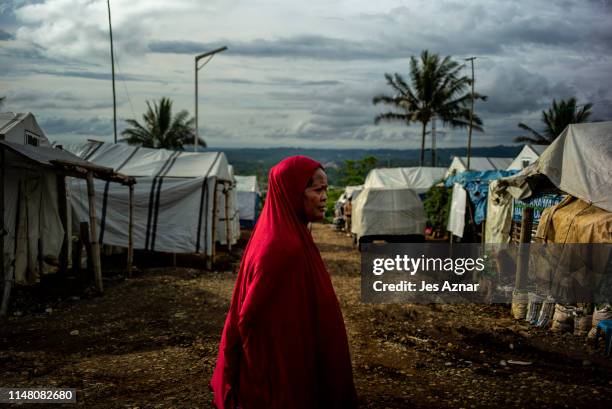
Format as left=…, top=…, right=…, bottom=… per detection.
left=1, top=224, right=611, bottom=408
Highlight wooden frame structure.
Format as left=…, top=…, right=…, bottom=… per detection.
left=0, top=141, right=135, bottom=317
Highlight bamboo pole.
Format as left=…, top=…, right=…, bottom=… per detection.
left=0, top=147, right=10, bottom=317
left=127, top=183, right=134, bottom=277
left=514, top=207, right=534, bottom=291
left=86, top=172, right=103, bottom=292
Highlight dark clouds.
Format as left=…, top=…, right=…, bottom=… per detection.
left=5, top=90, right=118, bottom=111
left=39, top=116, right=117, bottom=139
left=145, top=1, right=612, bottom=63
left=29, top=69, right=162, bottom=83
left=0, top=29, right=14, bottom=40
left=4, top=0, right=612, bottom=148
left=149, top=36, right=411, bottom=60
left=480, top=66, right=576, bottom=115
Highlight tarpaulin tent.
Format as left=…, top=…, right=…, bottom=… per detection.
left=507, top=144, right=546, bottom=171
left=0, top=134, right=133, bottom=315
left=351, top=187, right=425, bottom=240
left=487, top=121, right=612, bottom=243
left=536, top=196, right=612, bottom=244
left=235, top=175, right=260, bottom=228
left=351, top=167, right=444, bottom=242
left=537, top=122, right=612, bottom=213
left=337, top=185, right=363, bottom=207
left=446, top=156, right=513, bottom=178
left=364, top=167, right=447, bottom=194
left=63, top=141, right=239, bottom=257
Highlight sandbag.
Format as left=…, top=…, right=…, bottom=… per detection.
left=551, top=304, right=575, bottom=333
left=526, top=292, right=544, bottom=324
left=536, top=296, right=556, bottom=328
left=512, top=290, right=528, bottom=320
left=588, top=305, right=612, bottom=339
left=574, top=310, right=592, bottom=337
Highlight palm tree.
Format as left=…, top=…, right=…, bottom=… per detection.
left=121, top=97, right=204, bottom=150
left=373, top=50, right=486, bottom=166
left=514, top=97, right=593, bottom=145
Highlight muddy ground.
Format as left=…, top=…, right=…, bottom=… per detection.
left=1, top=224, right=611, bottom=408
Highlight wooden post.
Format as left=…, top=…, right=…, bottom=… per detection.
left=86, top=172, right=103, bottom=293
left=127, top=183, right=134, bottom=277
left=225, top=183, right=231, bottom=253
left=514, top=207, right=534, bottom=291
left=210, top=178, right=219, bottom=270
left=75, top=222, right=93, bottom=284
left=0, top=147, right=10, bottom=317
left=57, top=175, right=69, bottom=275
left=37, top=238, right=44, bottom=279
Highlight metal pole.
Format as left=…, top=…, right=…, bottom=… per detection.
left=431, top=115, right=436, bottom=167
left=194, top=46, right=228, bottom=151
left=465, top=57, right=476, bottom=171
left=0, top=147, right=9, bottom=317
left=107, top=0, right=117, bottom=143
left=195, top=57, right=198, bottom=152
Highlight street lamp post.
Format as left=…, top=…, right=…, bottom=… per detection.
left=465, top=57, right=477, bottom=170
left=194, top=46, right=227, bottom=151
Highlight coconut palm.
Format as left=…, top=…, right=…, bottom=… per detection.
left=373, top=50, right=486, bottom=166
left=121, top=97, right=204, bottom=150
left=514, top=97, right=593, bottom=145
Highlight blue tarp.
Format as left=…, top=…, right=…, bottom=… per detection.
left=445, top=170, right=518, bottom=224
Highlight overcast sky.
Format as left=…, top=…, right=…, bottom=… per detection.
left=1, top=0, right=611, bottom=149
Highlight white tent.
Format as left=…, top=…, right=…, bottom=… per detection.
left=350, top=167, right=443, bottom=241
left=446, top=156, right=513, bottom=177
left=507, top=144, right=546, bottom=171
left=235, top=175, right=260, bottom=227
left=1, top=140, right=131, bottom=284
left=2, top=142, right=65, bottom=285
left=486, top=121, right=612, bottom=243
left=351, top=187, right=425, bottom=239
left=0, top=112, right=50, bottom=147
left=537, top=122, right=612, bottom=212
left=337, top=185, right=363, bottom=206
left=364, top=167, right=447, bottom=194
left=63, top=141, right=239, bottom=256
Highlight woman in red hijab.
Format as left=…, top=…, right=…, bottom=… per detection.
left=210, top=156, right=357, bottom=409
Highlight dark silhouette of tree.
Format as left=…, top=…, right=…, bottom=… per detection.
left=121, top=97, right=204, bottom=149
left=514, top=97, right=593, bottom=145
left=373, top=50, right=486, bottom=166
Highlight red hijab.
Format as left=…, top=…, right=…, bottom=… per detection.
left=210, top=156, right=357, bottom=409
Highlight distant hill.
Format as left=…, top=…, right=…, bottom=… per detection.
left=198, top=145, right=524, bottom=187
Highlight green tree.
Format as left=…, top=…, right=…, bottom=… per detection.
left=423, top=184, right=451, bottom=235
left=339, top=156, right=377, bottom=186
left=373, top=50, right=486, bottom=166
left=514, top=97, right=593, bottom=145
left=121, top=97, right=204, bottom=150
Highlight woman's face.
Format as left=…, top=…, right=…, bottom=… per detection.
left=303, top=168, right=328, bottom=222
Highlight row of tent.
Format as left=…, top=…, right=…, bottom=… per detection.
left=337, top=122, right=611, bottom=245
left=446, top=144, right=546, bottom=176
left=0, top=112, right=261, bottom=293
